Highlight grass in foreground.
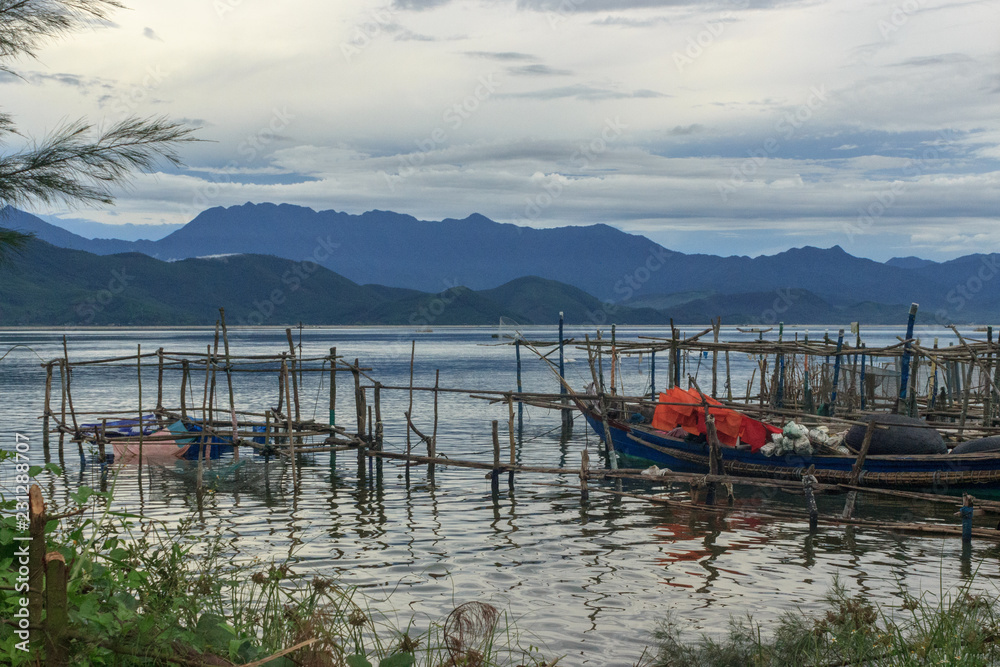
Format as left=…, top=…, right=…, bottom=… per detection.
left=0, top=460, right=553, bottom=666
left=649, top=577, right=1000, bottom=667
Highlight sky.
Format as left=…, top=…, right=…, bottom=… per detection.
left=4, top=0, right=999, bottom=260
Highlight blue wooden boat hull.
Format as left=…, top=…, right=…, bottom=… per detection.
left=583, top=412, right=1000, bottom=490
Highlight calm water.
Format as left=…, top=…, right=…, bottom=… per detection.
left=1, top=325, right=998, bottom=666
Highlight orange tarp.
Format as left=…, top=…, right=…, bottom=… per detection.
left=651, top=387, right=780, bottom=449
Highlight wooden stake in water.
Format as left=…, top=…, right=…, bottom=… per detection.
left=407, top=341, right=415, bottom=455
left=156, top=347, right=164, bottom=411
left=329, top=347, right=337, bottom=427
left=712, top=317, right=721, bottom=398
left=842, top=420, right=876, bottom=519
left=559, top=312, right=573, bottom=429
left=515, top=339, right=523, bottom=434
left=43, top=362, right=52, bottom=453
left=507, top=393, right=516, bottom=489
left=282, top=357, right=296, bottom=481
left=219, top=309, right=239, bottom=460
left=829, top=329, right=845, bottom=417
left=137, top=344, right=144, bottom=468
left=180, top=359, right=189, bottom=419
left=491, top=420, right=501, bottom=498
left=895, top=303, right=919, bottom=414
left=285, top=328, right=300, bottom=422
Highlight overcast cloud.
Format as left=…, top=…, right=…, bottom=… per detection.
left=4, top=0, right=997, bottom=260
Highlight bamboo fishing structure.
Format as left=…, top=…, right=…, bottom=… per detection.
left=34, top=306, right=1000, bottom=544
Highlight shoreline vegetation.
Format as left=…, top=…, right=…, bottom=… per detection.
left=0, top=461, right=555, bottom=667
left=648, top=576, right=1000, bottom=667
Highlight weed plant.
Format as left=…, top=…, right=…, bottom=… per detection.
left=0, top=457, right=552, bottom=666
left=649, top=576, right=1000, bottom=667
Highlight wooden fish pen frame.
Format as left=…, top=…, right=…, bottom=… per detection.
left=35, top=305, right=1000, bottom=544
left=39, top=311, right=381, bottom=489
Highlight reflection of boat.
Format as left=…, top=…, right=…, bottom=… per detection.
left=581, top=399, right=1000, bottom=490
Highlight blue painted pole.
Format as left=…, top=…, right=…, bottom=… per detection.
left=961, top=504, right=974, bottom=543
left=829, top=329, right=845, bottom=416
left=897, top=303, right=919, bottom=413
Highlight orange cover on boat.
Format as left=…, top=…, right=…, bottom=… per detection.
left=651, top=388, right=743, bottom=445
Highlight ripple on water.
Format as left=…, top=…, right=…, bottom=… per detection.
left=4, top=327, right=1000, bottom=666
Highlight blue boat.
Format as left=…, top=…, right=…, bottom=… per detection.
left=582, top=410, right=1000, bottom=490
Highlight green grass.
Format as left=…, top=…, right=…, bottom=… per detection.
left=0, top=457, right=553, bottom=666
left=648, top=576, right=1000, bottom=667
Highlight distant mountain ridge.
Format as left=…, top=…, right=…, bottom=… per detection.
left=4, top=203, right=998, bottom=324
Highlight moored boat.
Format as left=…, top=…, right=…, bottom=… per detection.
left=580, top=400, right=1000, bottom=490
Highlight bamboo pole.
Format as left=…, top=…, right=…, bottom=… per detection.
left=282, top=357, right=296, bottom=481
left=220, top=309, right=239, bottom=460
left=407, top=341, right=415, bottom=458
left=432, top=370, right=439, bottom=465
left=958, top=360, right=974, bottom=437
left=329, top=347, right=337, bottom=427
left=285, top=329, right=300, bottom=422
left=28, top=485, right=45, bottom=636
left=42, top=362, right=52, bottom=451
left=180, top=359, right=189, bottom=419
left=491, top=420, right=500, bottom=497
left=137, top=344, right=144, bottom=468
left=353, top=358, right=365, bottom=438
left=507, top=393, right=516, bottom=489
left=712, top=317, right=721, bottom=398
left=841, top=420, right=877, bottom=519
left=198, top=345, right=211, bottom=490
left=44, top=551, right=68, bottom=666
left=156, top=347, right=164, bottom=411
left=374, top=382, right=383, bottom=449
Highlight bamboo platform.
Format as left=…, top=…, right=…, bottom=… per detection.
left=36, top=307, right=1000, bottom=545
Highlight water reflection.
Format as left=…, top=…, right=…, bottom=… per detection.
left=3, top=327, right=1000, bottom=665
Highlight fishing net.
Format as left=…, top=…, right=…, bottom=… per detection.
left=497, top=317, right=523, bottom=342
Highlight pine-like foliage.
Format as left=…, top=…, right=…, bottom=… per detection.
left=0, top=0, right=197, bottom=261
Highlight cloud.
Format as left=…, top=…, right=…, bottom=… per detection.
left=465, top=51, right=538, bottom=62
left=499, top=84, right=667, bottom=100
left=393, top=0, right=453, bottom=9
left=669, top=124, right=704, bottom=136
left=890, top=53, right=976, bottom=68
left=507, top=64, right=572, bottom=76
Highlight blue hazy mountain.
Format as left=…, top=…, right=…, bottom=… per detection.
left=5, top=203, right=996, bottom=322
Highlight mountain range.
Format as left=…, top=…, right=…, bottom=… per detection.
left=2, top=204, right=997, bottom=326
